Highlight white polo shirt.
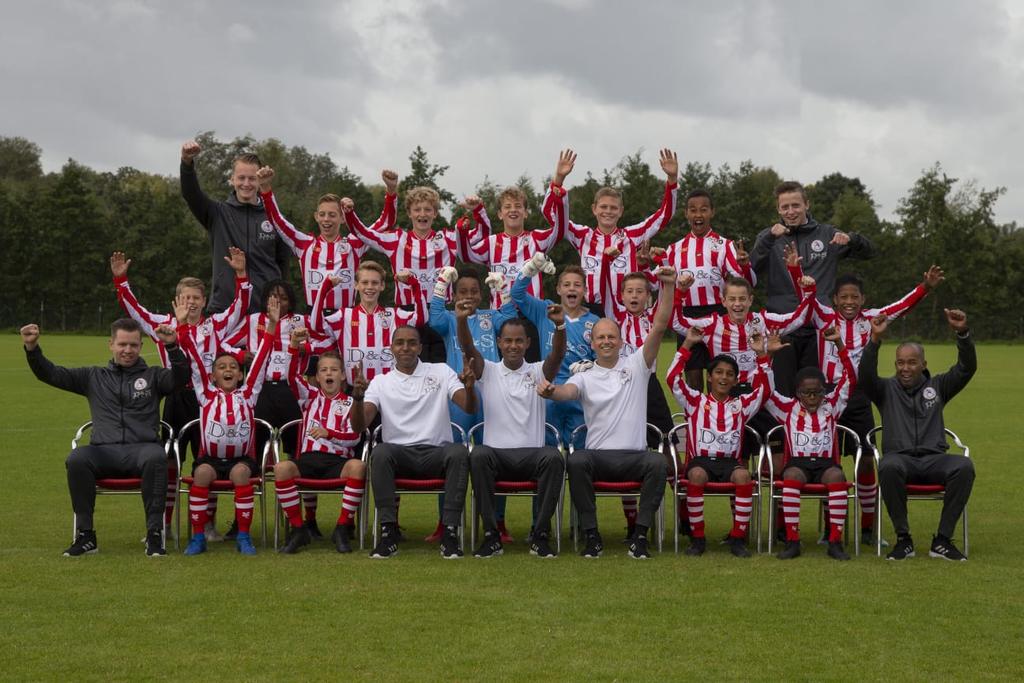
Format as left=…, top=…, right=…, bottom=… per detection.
left=364, top=361, right=464, bottom=446
left=567, top=349, right=652, bottom=451
left=478, top=359, right=548, bottom=449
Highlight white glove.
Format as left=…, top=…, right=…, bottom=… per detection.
left=521, top=252, right=555, bottom=278
left=569, top=360, right=594, bottom=375
left=484, top=272, right=512, bottom=306
left=433, top=266, right=458, bottom=298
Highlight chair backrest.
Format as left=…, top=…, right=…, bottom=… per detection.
left=74, top=420, right=174, bottom=454
left=467, top=422, right=563, bottom=451
left=175, top=417, right=274, bottom=471
left=567, top=423, right=665, bottom=454
left=763, top=423, right=862, bottom=481
left=865, top=426, right=970, bottom=460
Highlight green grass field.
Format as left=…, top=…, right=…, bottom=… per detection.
left=1, top=336, right=1022, bottom=681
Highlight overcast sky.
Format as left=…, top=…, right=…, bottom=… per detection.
left=3, top=0, right=1023, bottom=224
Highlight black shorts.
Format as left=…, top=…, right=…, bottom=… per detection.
left=836, top=388, right=874, bottom=457
left=686, top=456, right=742, bottom=483
left=677, top=304, right=725, bottom=370
left=296, top=451, right=349, bottom=479
left=783, top=457, right=842, bottom=483
left=193, top=456, right=258, bottom=480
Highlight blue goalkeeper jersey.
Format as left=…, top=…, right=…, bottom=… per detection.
left=511, top=275, right=597, bottom=383
left=429, top=294, right=516, bottom=373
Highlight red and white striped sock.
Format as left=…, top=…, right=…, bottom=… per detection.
left=235, top=484, right=255, bottom=534
left=686, top=484, right=705, bottom=539
left=621, top=496, right=638, bottom=525
left=781, top=479, right=803, bottom=542
left=857, top=472, right=877, bottom=530
left=188, top=485, right=209, bottom=536
left=275, top=478, right=303, bottom=528
left=302, top=493, right=318, bottom=524
left=164, top=462, right=178, bottom=525
left=827, top=482, right=848, bottom=543
left=338, top=478, right=364, bottom=527
left=730, top=483, right=754, bottom=539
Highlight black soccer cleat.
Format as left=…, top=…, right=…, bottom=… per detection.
left=928, top=535, right=967, bottom=562
left=370, top=524, right=399, bottom=559
left=145, top=529, right=167, bottom=557
left=886, top=535, right=915, bottom=561
left=279, top=525, right=312, bottom=554
left=529, top=531, right=557, bottom=558
left=728, top=535, right=751, bottom=558
left=627, top=534, right=651, bottom=560
left=685, top=537, right=706, bottom=557
left=332, top=524, right=352, bottom=554
left=580, top=531, right=604, bottom=559
left=440, top=526, right=463, bottom=559
left=473, top=530, right=503, bottom=559
left=827, top=541, right=851, bottom=561
left=776, top=540, right=802, bottom=560
left=63, top=530, right=98, bottom=557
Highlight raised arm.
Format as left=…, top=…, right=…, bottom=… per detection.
left=21, top=324, right=92, bottom=395
left=395, top=273, right=427, bottom=328
left=542, top=149, right=575, bottom=243
left=622, top=149, right=679, bottom=243
left=349, top=363, right=375, bottom=434
left=451, top=356, right=478, bottom=415
left=343, top=171, right=399, bottom=254
left=511, top=254, right=556, bottom=325
left=110, top=252, right=171, bottom=341
left=455, top=299, right=485, bottom=380
left=242, top=297, right=279, bottom=401
left=211, top=247, right=252, bottom=337
left=934, top=309, right=976, bottom=403
left=876, top=265, right=943, bottom=320
left=258, top=166, right=311, bottom=257
left=286, top=327, right=314, bottom=408
left=642, top=266, right=678, bottom=367
left=858, top=315, right=889, bottom=406
left=179, top=140, right=216, bottom=228
left=429, top=267, right=458, bottom=337
left=665, top=329, right=704, bottom=413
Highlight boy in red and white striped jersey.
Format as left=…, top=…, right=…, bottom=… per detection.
left=110, top=249, right=251, bottom=537
left=548, top=148, right=679, bottom=311
left=309, top=261, right=427, bottom=387
left=789, top=252, right=944, bottom=543
left=345, top=185, right=487, bottom=362
left=667, top=327, right=776, bottom=557
left=257, top=165, right=398, bottom=311
left=275, top=328, right=365, bottom=554
left=463, top=151, right=575, bottom=307
left=657, top=189, right=754, bottom=390
left=180, top=297, right=279, bottom=556
left=764, top=327, right=857, bottom=561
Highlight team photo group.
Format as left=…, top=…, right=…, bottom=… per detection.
left=22, top=141, right=977, bottom=563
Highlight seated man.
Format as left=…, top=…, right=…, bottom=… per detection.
left=860, top=308, right=976, bottom=561
left=539, top=266, right=678, bottom=559
left=460, top=301, right=567, bottom=558
left=352, top=326, right=477, bottom=559
left=22, top=318, right=188, bottom=556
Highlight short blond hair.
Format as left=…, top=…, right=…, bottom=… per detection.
left=404, top=186, right=441, bottom=211
left=317, top=193, right=342, bottom=208
left=593, top=186, right=622, bottom=203
left=357, top=261, right=388, bottom=281
left=498, top=186, right=528, bottom=209
left=175, top=277, right=206, bottom=296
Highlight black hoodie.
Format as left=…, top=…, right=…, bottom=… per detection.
left=180, top=161, right=289, bottom=313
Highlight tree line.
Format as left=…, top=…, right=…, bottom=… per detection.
left=1, top=133, right=1021, bottom=340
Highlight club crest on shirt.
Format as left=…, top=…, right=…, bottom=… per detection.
left=431, top=234, right=446, bottom=250
left=583, top=320, right=595, bottom=343
left=338, top=241, right=351, bottom=254
left=522, top=372, right=537, bottom=388
left=478, top=315, right=493, bottom=331
left=922, top=387, right=937, bottom=401
left=728, top=401, right=741, bottom=414
left=618, top=368, right=632, bottom=385
left=376, top=312, right=391, bottom=328
left=134, top=378, right=149, bottom=391
left=333, top=402, right=347, bottom=415
left=258, top=221, right=275, bottom=240
left=856, top=319, right=870, bottom=335
left=709, top=236, right=724, bottom=248
left=423, top=376, right=440, bottom=394
left=811, top=239, right=825, bottom=253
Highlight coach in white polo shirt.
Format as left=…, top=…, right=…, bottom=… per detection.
left=457, top=299, right=567, bottom=559
left=541, top=266, right=677, bottom=559
left=353, top=325, right=477, bottom=559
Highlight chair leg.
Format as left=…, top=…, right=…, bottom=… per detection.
left=72, top=513, right=78, bottom=542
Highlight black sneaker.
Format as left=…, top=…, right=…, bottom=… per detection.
left=440, top=526, right=463, bottom=559
left=886, top=536, right=915, bottom=561
left=145, top=529, right=166, bottom=557
left=224, top=519, right=239, bottom=540
left=827, top=541, right=851, bottom=561
left=332, top=524, right=352, bottom=554
left=580, top=531, right=603, bottom=559
left=529, top=531, right=556, bottom=558
left=929, top=535, right=967, bottom=562
left=776, top=540, right=801, bottom=560
left=685, top=537, right=706, bottom=556
left=63, top=530, right=98, bottom=557
left=370, top=525, right=399, bottom=559
left=473, top=530, right=503, bottom=559
left=728, top=536, right=751, bottom=558
left=279, top=525, right=312, bottom=554
left=627, top=534, right=651, bottom=559
left=303, top=519, right=322, bottom=539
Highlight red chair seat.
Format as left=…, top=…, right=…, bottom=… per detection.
left=772, top=481, right=854, bottom=494
left=593, top=481, right=643, bottom=492
left=294, top=477, right=348, bottom=490
left=394, top=478, right=447, bottom=490
left=180, top=476, right=262, bottom=491
left=495, top=481, right=537, bottom=492
left=907, top=484, right=946, bottom=494
left=675, top=480, right=754, bottom=494
left=96, top=478, right=143, bottom=491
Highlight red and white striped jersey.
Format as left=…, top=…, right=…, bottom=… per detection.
left=557, top=182, right=678, bottom=303
left=310, top=278, right=426, bottom=386
left=114, top=274, right=251, bottom=372
left=223, top=312, right=329, bottom=382
left=183, top=327, right=273, bottom=460
left=346, top=204, right=487, bottom=305
left=262, top=190, right=378, bottom=309
left=463, top=186, right=567, bottom=307
left=287, top=350, right=361, bottom=458
left=672, top=295, right=815, bottom=384
left=667, top=347, right=769, bottom=460
left=659, top=230, right=755, bottom=306
left=764, top=347, right=856, bottom=463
